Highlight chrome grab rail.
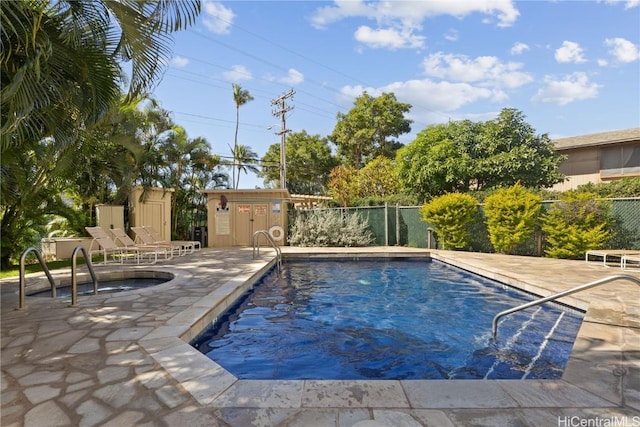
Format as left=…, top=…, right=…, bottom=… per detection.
left=252, top=230, right=282, bottom=273
left=492, top=274, right=640, bottom=338
left=19, top=247, right=57, bottom=309
left=71, top=246, right=99, bottom=306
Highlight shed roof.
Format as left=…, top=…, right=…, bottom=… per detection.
left=553, top=128, right=640, bottom=151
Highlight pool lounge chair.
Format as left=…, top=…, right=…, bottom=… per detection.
left=85, top=226, right=142, bottom=265
left=622, top=254, right=640, bottom=270
left=137, top=226, right=200, bottom=254
left=585, top=249, right=640, bottom=267
left=130, top=227, right=189, bottom=256
left=108, top=228, right=175, bottom=261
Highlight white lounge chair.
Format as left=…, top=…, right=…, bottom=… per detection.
left=137, top=226, right=200, bottom=254
left=622, top=254, right=640, bottom=270
left=85, top=226, right=140, bottom=264
left=585, top=249, right=640, bottom=267
left=109, top=228, right=175, bottom=262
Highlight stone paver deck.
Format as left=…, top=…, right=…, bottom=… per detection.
left=1, top=247, right=639, bottom=426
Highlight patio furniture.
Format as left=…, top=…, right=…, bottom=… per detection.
left=585, top=249, right=640, bottom=267
left=109, top=228, right=175, bottom=261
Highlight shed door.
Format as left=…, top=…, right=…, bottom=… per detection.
left=141, top=202, right=165, bottom=240
left=235, top=203, right=269, bottom=246
left=235, top=204, right=251, bottom=245
left=253, top=204, right=269, bottom=245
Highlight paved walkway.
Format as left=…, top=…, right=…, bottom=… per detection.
left=1, top=247, right=639, bottom=426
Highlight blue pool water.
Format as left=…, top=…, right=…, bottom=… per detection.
left=192, top=259, right=584, bottom=380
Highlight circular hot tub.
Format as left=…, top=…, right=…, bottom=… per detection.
left=28, top=271, right=174, bottom=298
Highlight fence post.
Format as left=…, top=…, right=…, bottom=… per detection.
left=384, top=202, right=389, bottom=246
left=396, top=204, right=400, bottom=246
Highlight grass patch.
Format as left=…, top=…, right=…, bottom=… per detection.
left=0, top=258, right=92, bottom=280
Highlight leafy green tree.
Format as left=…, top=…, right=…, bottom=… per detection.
left=231, top=84, right=254, bottom=188
left=471, top=109, right=565, bottom=190
left=484, top=183, right=542, bottom=254
left=327, top=157, right=403, bottom=206
left=0, top=0, right=200, bottom=268
left=330, top=92, right=412, bottom=168
left=355, top=156, right=401, bottom=200
left=328, top=165, right=360, bottom=207
left=421, top=193, right=478, bottom=250
left=260, top=131, right=338, bottom=194
left=1, top=0, right=200, bottom=150
left=542, top=192, right=614, bottom=259
left=396, top=122, right=474, bottom=201
left=397, top=109, right=564, bottom=201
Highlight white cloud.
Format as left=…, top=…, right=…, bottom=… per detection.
left=531, top=72, right=601, bottom=105
left=170, top=56, right=189, bottom=68
left=222, top=65, right=252, bottom=81
left=422, top=52, right=533, bottom=89
left=340, top=79, right=495, bottom=120
left=202, top=1, right=235, bottom=34
left=555, top=41, right=587, bottom=63
left=601, top=0, right=639, bottom=9
left=311, top=0, right=519, bottom=29
left=444, top=29, right=459, bottom=42
left=354, top=25, right=425, bottom=49
left=310, top=1, right=519, bottom=50
left=510, top=42, right=529, bottom=55
left=280, top=69, right=305, bottom=85
left=604, top=37, right=640, bottom=62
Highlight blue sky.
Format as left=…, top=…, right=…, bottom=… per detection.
left=151, top=0, right=640, bottom=189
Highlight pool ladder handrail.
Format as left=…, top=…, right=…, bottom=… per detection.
left=18, top=246, right=99, bottom=309
left=252, top=230, right=282, bottom=273
left=19, top=247, right=57, bottom=309
left=492, top=274, right=640, bottom=338
left=70, top=245, right=99, bottom=306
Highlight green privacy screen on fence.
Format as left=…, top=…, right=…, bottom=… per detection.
left=289, top=198, right=640, bottom=254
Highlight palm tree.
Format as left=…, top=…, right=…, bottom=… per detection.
left=231, top=84, right=254, bottom=188
left=0, top=0, right=200, bottom=268
left=230, top=144, right=260, bottom=189
left=1, top=0, right=201, bottom=151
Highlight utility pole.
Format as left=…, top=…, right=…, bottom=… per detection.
left=271, top=89, right=295, bottom=190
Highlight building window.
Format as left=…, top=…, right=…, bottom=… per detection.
left=600, top=145, right=640, bottom=177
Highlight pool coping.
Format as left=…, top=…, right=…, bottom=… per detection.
left=138, top=249, right=639, bottom=412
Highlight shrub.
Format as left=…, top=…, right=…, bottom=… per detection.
left=484, top=183, right=542, bottom=254
left=541, top=191, right=614, bottom=259
left=289, top=209, right=374, bottom=247
left=421, top=193, right=478, bottom=250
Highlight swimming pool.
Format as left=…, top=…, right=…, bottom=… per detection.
left=192, top=258, right=584, bottom=380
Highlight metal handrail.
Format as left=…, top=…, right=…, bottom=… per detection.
left=492, top=274, right=640, bottom=338
left=252, top=230, right=282, bottom=273
left=71, top=246, right=99, bottom=306
left=19, top=247, right=57, bottom=309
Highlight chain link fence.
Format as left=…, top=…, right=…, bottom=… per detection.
left=289, top=198, right=640, bottom=254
